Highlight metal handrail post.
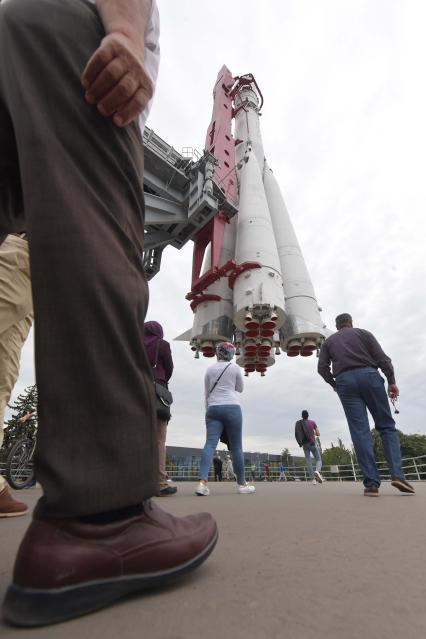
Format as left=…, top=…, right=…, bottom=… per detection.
left=412, top=458, right=421, bottom=481
left=349, top=453, right=357, bottom=481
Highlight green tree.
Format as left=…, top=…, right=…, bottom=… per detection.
left=322, top=441, right=351, bottom=467
left=371, top=429, right=426, bottom=461
left=398, top=432, right=426, bottom=458
left=281, top=448, right=292, bottom=467
left=1, top=385, right=38, bottom=456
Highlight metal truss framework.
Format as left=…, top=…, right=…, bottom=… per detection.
left=142, top=126, right=238, bottom=280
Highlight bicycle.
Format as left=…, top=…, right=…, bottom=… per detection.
left=5, top=433, right=36, bottom=489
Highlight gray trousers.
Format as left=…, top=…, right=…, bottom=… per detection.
left=0, top=0, right=157, bottom=516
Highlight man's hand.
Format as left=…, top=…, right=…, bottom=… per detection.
left=388, top=384, right=399, bottom=400
left=81, top=32, right=153, bottom=127
left=19, top=411, right=36, bottom=423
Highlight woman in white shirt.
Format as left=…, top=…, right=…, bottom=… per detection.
left=196, top=342, right=255, bottom=496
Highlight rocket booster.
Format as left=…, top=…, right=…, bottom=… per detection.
left=186, top=68, right=326, bottom=374
left=263, top=162, right=325, bottom=357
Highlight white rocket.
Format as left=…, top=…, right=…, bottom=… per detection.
left=185, top=67, right=326, bottom=375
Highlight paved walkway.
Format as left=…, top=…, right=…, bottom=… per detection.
left=0, top=481, right=425, bottom=639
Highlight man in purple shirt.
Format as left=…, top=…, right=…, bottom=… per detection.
left=318, top=313, right=414, bottom=496
left=300, top=410, right=323, bottom=484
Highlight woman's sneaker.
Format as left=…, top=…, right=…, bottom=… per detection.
left=238, top=484, right=256, bottom=494
left=195, top=482, right=210, bottom=496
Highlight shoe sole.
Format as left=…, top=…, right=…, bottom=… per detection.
left=391, top=480, right=415, bottom=494
left=364, top=492, right=380, bottom=497
left=2, top=527, right=218, bottom=627
left=195, top=492, right=209, bottom=496
left=314, top=472, right=323, bottom=483
left=0, top=510, right=28, bottom=518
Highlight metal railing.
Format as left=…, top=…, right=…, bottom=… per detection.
left=1, top=454, right=426, bottom=484
left=165, top=454, right=426, bottom=482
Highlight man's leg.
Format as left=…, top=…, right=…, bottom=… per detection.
left=0, top=0, right=158, bottom=515
left=0, top=236, right=32, bottom=336
left=358, top=369, right=405, bottom=480
left=0, top=0, right=217, bottom=626
left=0, top=235, right=32, bottom=503
left=312, top=446, right=322, bottom=473
left=336, top=370, right=381, bottom=487
left=303, top=444, right=314, bottom=479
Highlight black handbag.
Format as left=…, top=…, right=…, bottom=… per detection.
left=152, top=341, right=173, bottom=421
left=154, top=382, right=173, bottom=408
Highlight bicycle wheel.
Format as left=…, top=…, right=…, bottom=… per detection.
left=5, top=438, right=35, bottom=490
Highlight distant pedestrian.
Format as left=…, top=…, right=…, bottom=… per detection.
left=295, top=410, right=323, bottom=484
left=225, top=455, right=236, bottom=481
left=264, top=462, right=271, bottom=481
left=318, top=312, right=414, bottom=497
left=144, top=321, right=177, bottom=497
left=196, top=342, right=255, bottom=496
left=278, top=463, right=287, bottom=481
left=213, top=454, right=223, bottom=482
left=250, top=463, right=256, bottom=482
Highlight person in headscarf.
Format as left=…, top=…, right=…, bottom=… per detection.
left=144, top=321, right=176, bottom=496
left=196, top=342, right=255, bottom=496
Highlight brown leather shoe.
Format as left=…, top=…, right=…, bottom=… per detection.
left=364, top=486, right=380, bottom=497
left=391, top=478, right=415, bottom=494
left=0, top=487, right=28, bottom=517
left=2, top=500, right=218, bottom=627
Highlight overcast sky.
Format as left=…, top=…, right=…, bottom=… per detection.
left=11, top=0, right=426, bottom=457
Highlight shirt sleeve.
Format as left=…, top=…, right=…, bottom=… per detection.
left=317, top=341, right=336, bottom=388
left=361, top=330, right=396, bottom=385
left=235, top=366, right=244, bottom=393
left=160, top=340, right=174, bottom=382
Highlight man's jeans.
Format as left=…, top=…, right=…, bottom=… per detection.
left=336, top=367, right=404, bottom=487
left=303, top=443, right=322, bottom=479
left=199, top=405, right=245, bottom=484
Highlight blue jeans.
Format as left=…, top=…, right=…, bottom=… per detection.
left=335, top=367, right=404, bottom=487
left=303, top=443, right=322, bottom=479
left=199, top=405, right=246, bottom=484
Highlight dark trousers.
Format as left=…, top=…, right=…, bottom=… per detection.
left=0, top=0, right=157, bottom=516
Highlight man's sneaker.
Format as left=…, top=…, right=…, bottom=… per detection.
left=312, top=479, right=317, bottom=485
left=364, top=486, right=380, bottom=497
left=314, top=471, right=324, bottom=483
left=0, top=487, right=28, bottom=518
left=237, top=484, right=256, bottom=494
left=195, top=482, right=210, bottom=496
left=391, top=478, right=415, bottom=494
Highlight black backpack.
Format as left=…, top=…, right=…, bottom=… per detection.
left=295, top=419, right=310, bottom=447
